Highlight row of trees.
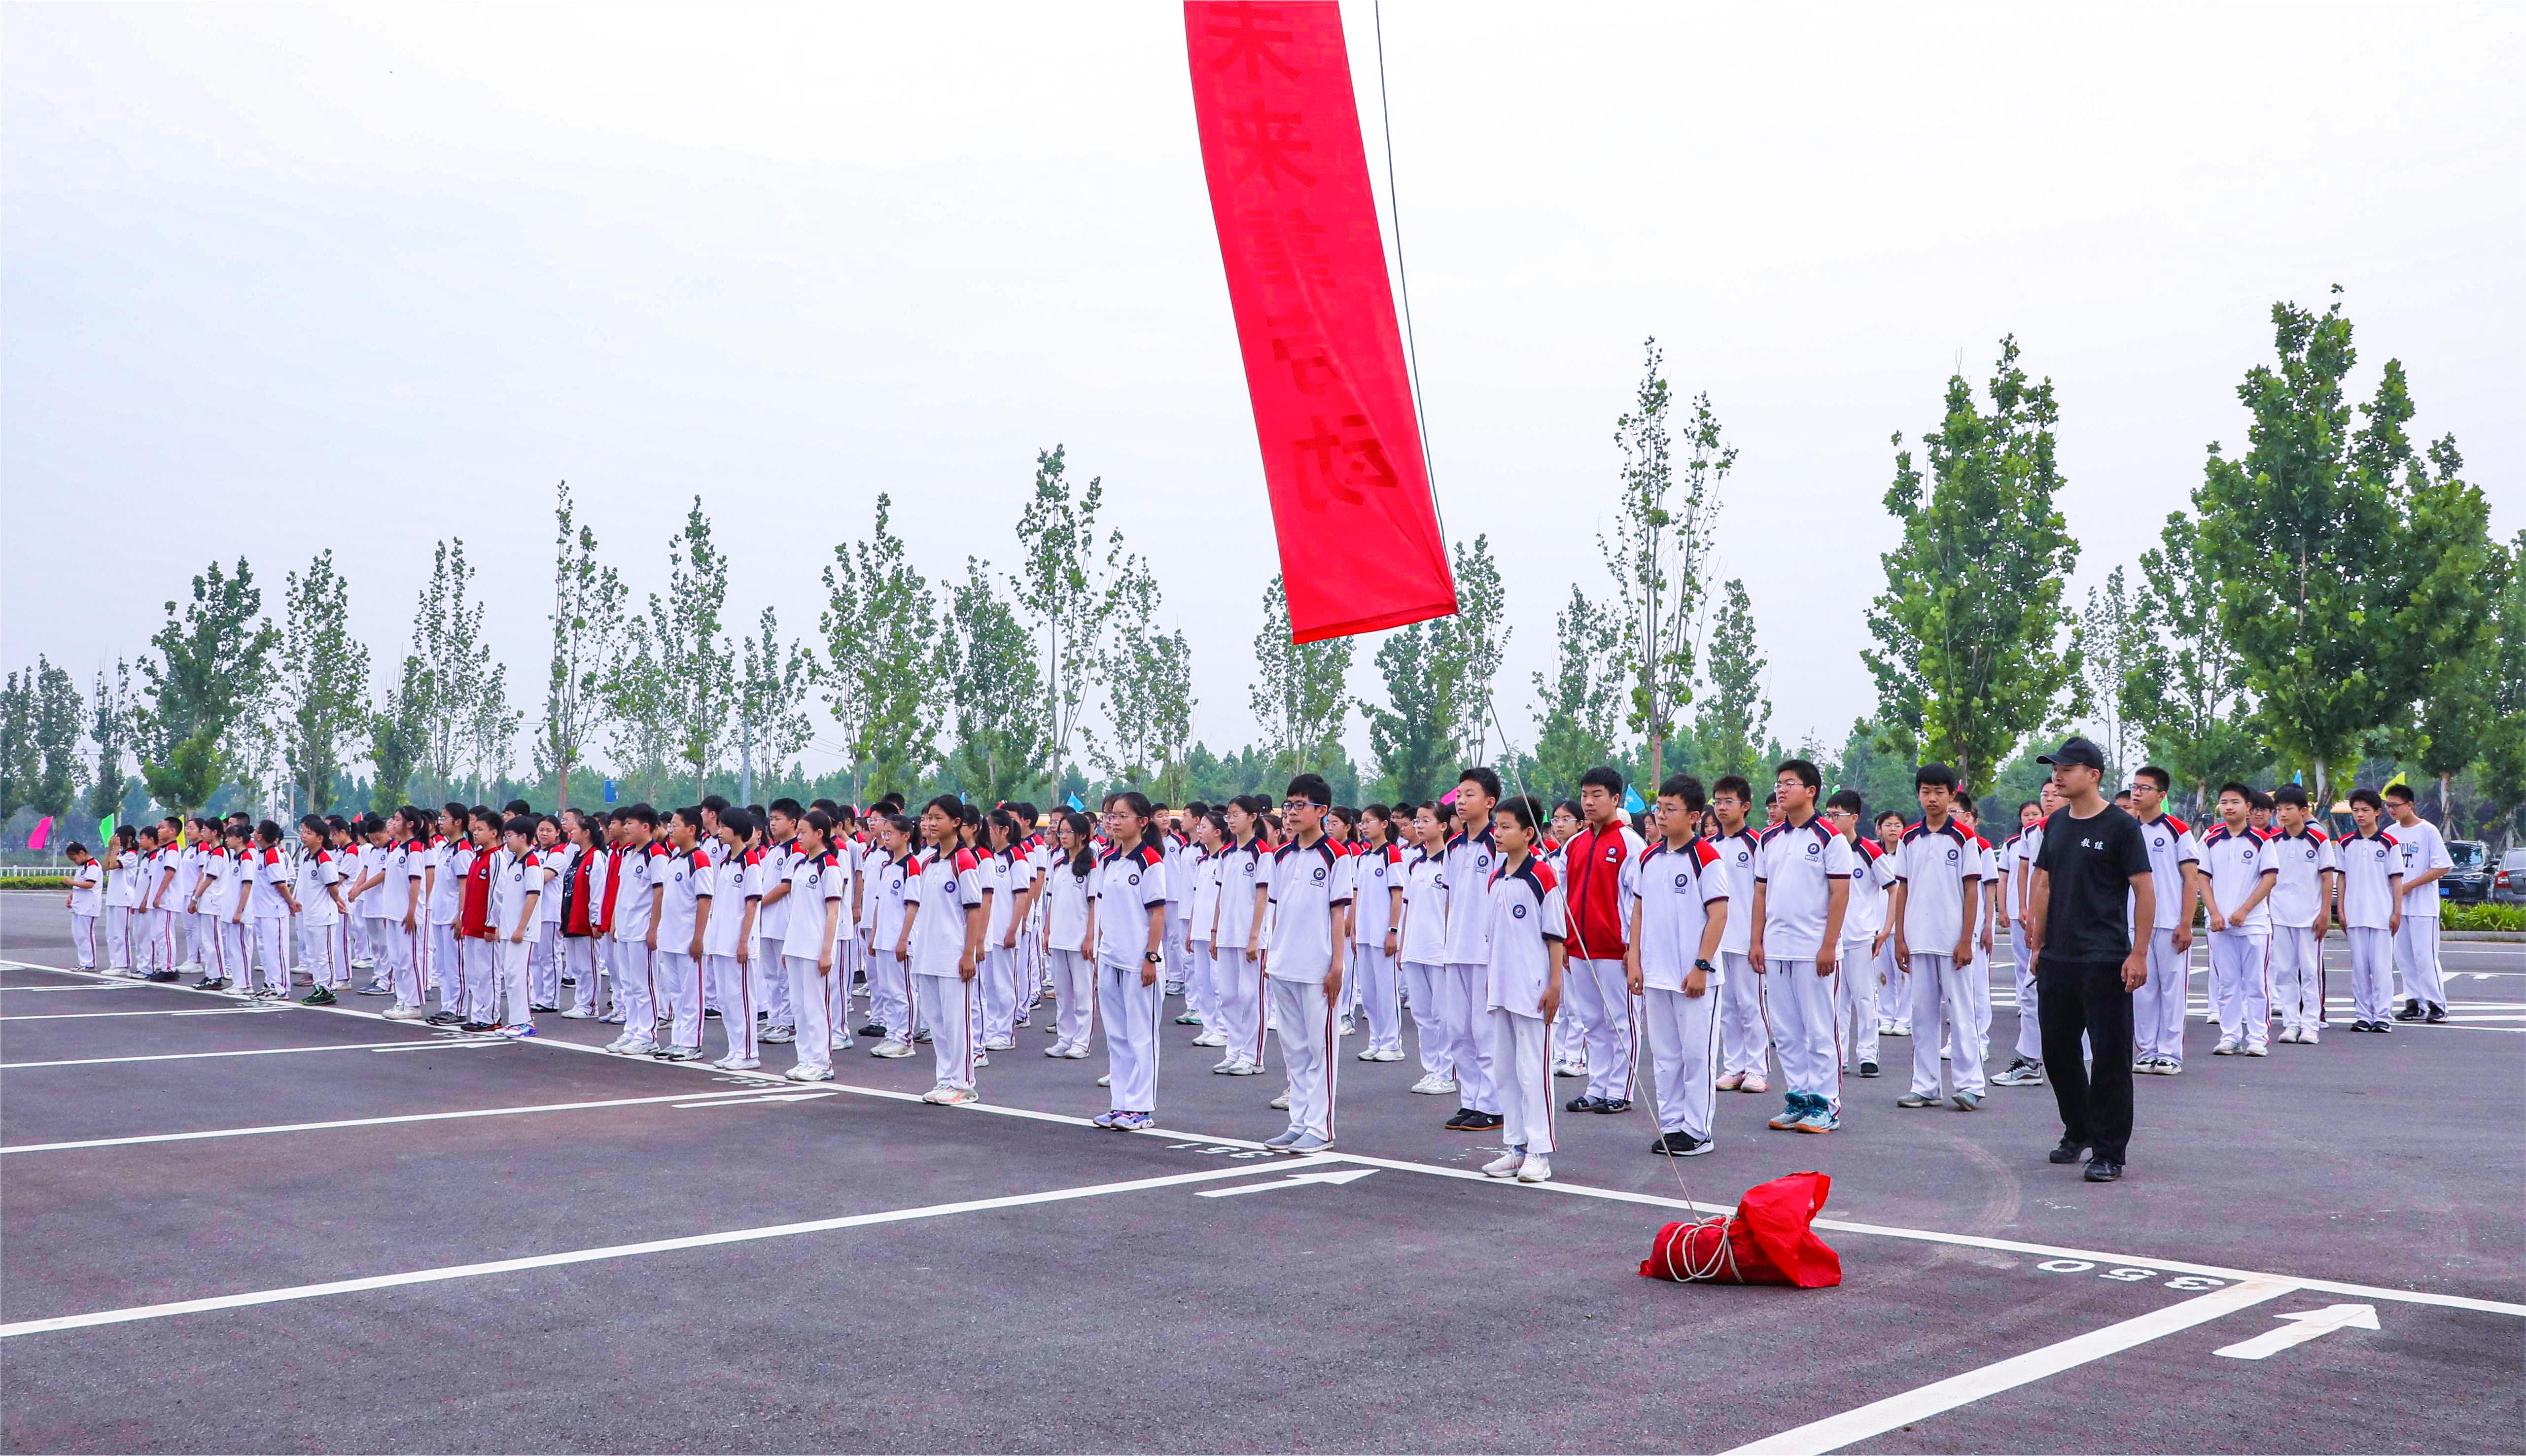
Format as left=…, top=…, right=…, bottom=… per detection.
left=6, top=289, right=2517, bottom=848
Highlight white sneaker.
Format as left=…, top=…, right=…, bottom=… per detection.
left=2212, top=1036, right=2240, bottom=1056
left=784, top=1065, right=835, bottom=1082
left=985, top=1037, right=1015, bottom=1052
left=1222, top=1060, right=1262, bottom=1076
left=714, top=1055, right=762, bottom=1071
left=1046, top=1041, right=1070, bottom=1058
left=1409, top=1073, right=1458, bottom=1095
left=831, top=1033, right=855, bottom=1050
left=1096, top=1073, right=1111, bottom=1087
left=871, top=1040, right=914, bottom=1058
left=617, top=1039, right=659, bottom=1056
left=2242, top=1042, right=2268, bottom=1057
left=919, top=1084, right=961, bottom=1105
left=1516, top=1154, right=1553, bottom=1183
left=1061, top=1044, right=1090, bottom=1059
left=1370, top=1047, right=1406, bottom=1062
left=382, top=1004, right=425, bottom=1021
left=561, top=1006, right=596, bottom=1020
left=972, top=1051, right=990, bottom=1068
left=1269, top=1089, right=1290, bottom=1110
left=2300, top=1028, right=2319, bottom=1045
left=1192, top=1031, right=1227, bottom=1048
left=1337, top=1017, right=1355, bottom=1037
left=1482, top=1149, right=1525, bottom=1178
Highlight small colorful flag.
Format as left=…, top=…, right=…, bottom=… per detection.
left=1439, top=788, right=1459, bottom=806
left=1622, top=786, right=1646, bottom=814
left=1065, top=794, right=1085, bottom=812
left=2384, top=770, right=2408, bottom=792
left=97, top=812, right=117, bottom=846
left=28, top=816, right=53, bottom=851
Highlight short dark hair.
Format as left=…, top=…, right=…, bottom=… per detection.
left=2274, top=784, right=2310, bottom=809
left=1776, top=759, right=1821, bottom=792
left=1456, top=766, right=1503, bottom=801
left=1578, top=765, right=1624, bottom=797
left=2135, top=766, right=2173, bottom=793
left=1712, top=774, right=1752, bottom=804
left=924, top=795, right=964, bottom=821
left=1658, top=773, right=1706, bottom=811
left=718, top=806, right=755, bottom=839
left=2217, top=781, right=2252, bottom=802
left=1825, top=789, right=1864, bottom=815
left=503, top=814, right=538, bottom=839
left=2018, top=799, right=2039, bottom=814
left=769, top=797, right=803, bottom=820
left=2248, top=790, right=2274, bottom=812
left=701, top=795, right=730, bottom=814
left=2384, top=782, right=2416, bottom=804
left=1914, top=763, right=1958, bottom=791
left=1875, top=809, right=1906, bottom=828
left=2350, top=788, right=2384, bottom=811
left=1285, top=773, right=1332, bottom=807
left=503, top=799, right=532, bottom=818
left=1495, top=795, right=1542, bottom=833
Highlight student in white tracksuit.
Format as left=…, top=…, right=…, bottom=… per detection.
left=1824, top=791, right=1893, bottom=1077
left=488, top=817, right=549, bottom=1037
left=1042, top=814, right=1099, bottom=1058
left=1438, top=771, right=1505, bottom=1132
left=292, top=817, right=349, bottom=1004
left=606, top=811, right=667, bottom=1055
left=1093, top=796, right=1172, bottom=1129
left=779, top=812, right=848, bottom=1080
left=2197, top=789, right=2276, bottom=1057
left=1479, top=798, right=1565, bottom=1182
left=1184, top=812, right=1228, bottom=1053
left=866, top=821, right=921, bottom=1056
left=1888, top=766, right=1986, bottom=1109
left=1211, top=803, right=1271, bottom=1076
left=1628, top=777, right=1732, bottom=1157
left=2263, top=786, right=2338, bottom=1044
left=2385, top=789, right=2454, bottom=1021
left=2126, top=769, right=2201, bottom=1073
left=1396, top=806, right=1455, bottom=1093
left=66, top=847, right=105, bottom=969
left=1348, top=808, right=1407, bottom=1063
left=905, top=797, right=986, bottom=1102
left=1705, top=784, right=1766, bottom=1095
left=2334, top=795, right=2404, bottom=1031
left=1262, top=776, right=1348, bottom=1153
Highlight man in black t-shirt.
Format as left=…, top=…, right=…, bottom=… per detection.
left=2026, top=737, right=2156, bottom=1182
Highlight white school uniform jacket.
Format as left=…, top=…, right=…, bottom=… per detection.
left=702, top=849, right=759, bottom=958
left=296, top=849, right=344, bottom=925
left=489, top=848, right=543, bottom=936
left=427, top=837, right=465, bottom=926
left=2198, top=824, right=2274, bottom=932
left=539, top=845, right=573, bottom=927
left=981, top=849, right=1017, bottom=947
left=1162, top=834, right=1192, bottom=913
left=779, top=849, right=846, bottom=961
left=755, top=839, right=797, bottom=945
left=2265, top=827, right=2336, bottom=929
left=1187, top=847, right=1222, bottom=942
left=353, top=843, right=389, bottom=919
left=613, top=842, right=667, bottom=940
left=1095, top=841, right=1170, bottom=967
left=1214, top=838, right=1268, bottom=949
left=1265, top=837, right=1346, bottom=984
left=1755, top=814, right=1856, bottom=959
left=910, top=847, right=984, bottom=977
left=1843, top=835, right=1895, bottom=943
left=1484, top=854, right=1566, bottom=1017
left=2336, top=829, right=2402, bottom=930
left=856, top=839, right=886, bottom=935
left=385, top=838, right=428, bottom=924
left=1707, top=827, right=1760, bottom=955
left=70, top=860, right=105, bottom=916
left=170, top=843, right=204, bottom=908
left=1398, top=847, right=1449, bottom=966
left=871, top=850, right=915, bottom=952
left=1439, top=826, right=1500, bottom=965
left=2134, top=814, right=2199, bottom=930
left=654, top=845, right=711, bottom=951
left=2392, top=817, right=2452, bottom=920
left=1632, top=836, right=1729, bottom=989
left=1350, top=842, right=1402, bottom=944
left=1894, top=817, right=1976, bottom=949
left=1044, top=852, right=1094, bottom=953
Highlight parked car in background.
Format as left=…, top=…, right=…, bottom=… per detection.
left=2493, top=847, right=2526, bottom=906
left=2441, top=840, right=2491, bottom=904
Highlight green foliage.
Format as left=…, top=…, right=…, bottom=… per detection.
left=2474, top=531, right=2526, bottom=843
left=1689, top=578, right=1771, bottom=786
left=820, top=493, right=942, bottom=805
left=536, top=481, right=626, bottom=810
left=1093, top=558, right=1194, bottom=794
left=279, top=550, right=370, bottom=814
left=1012, top=446, right=1133, bottom=773
left=2077, top=565, right=2147, bottom=786
left=2125, top=513, right=2266, bottom=807
left=1864, top=337, right=2082, bottom=796
left=2394, top=445, right=2506, bottom=816
left=1833, top=718, right=1917, bottom=820
left=1528, top=584, right=1623, bottom=803
left=943, top=557, right=1049, bottom=805
left=367, top=655, right=430, bottom=811
left=0, top=671, right=30, bottom=822
left=1249, top=574, right=1354, bottom=781
left=137, top=558, right=278, bottom=815
left=86, top=663, right=133, bottom=821
left=1608, top=339, right=1729, bottom=784
left=1364, top=534, right=1505, bottom=803
left=2442, top=903, right=2526, bottom=934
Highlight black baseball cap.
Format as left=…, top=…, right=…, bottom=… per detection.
left=2035, top=736, right=2106, bottom=771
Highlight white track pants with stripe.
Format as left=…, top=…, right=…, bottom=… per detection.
left=1563, top=957, right=1635, bottom=1102
left=2346, top=926, right=2394, bottom=1023
left=71, top=912, right=100, bottom=969
left=1438, top=962, right=1496, bottom=1111
left=611, top=938, right=657, bottom=1036
left=785, top=955, right=833, bottom=1074
left=660, top=949, right=706, bottom=1048
left=1268, top=977, right=1337, bottom=1142
left=2131, top=929, right=2191, bottom=1063
left=2270, top=925, right=2325, bottom=1032
left=2394, top=915, right=2445, bottom=1010
left=1764, top=958, right=1840, bottom=1113
left=1099, top=958, right=1161, bottom=1113
left=2208, top=926, right=2271, bottom=1048
left=1643, top=984, right=1719, bottom=1141
left=1050, top=948, right=1095, bottom=1051
left=297, top=919, right=339, bottom=989
left=707, top=954, right=756, bottom=1059
left=1906, top=953, right=1983, bottom=1098
left=1489, top=1007, right=1554, bottom=1154
left=1216, top=945, right=1267, bottom=1071
left=914, top=973, right=976, bottom=1090
left=1718, top=950, right=1766, bottom=1076
left=1834, top=937, right=1879, bottom=1067
left=1350, top=944, right=1402, bottom=1056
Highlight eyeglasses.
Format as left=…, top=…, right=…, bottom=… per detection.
left=1281, top=800, right=1319, bottom=812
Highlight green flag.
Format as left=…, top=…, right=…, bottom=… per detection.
left=97, top=812, right=117, bottom=847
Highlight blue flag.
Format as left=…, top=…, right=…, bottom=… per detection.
left=1622, top=785, right=1646, bottom=814
left=1066, top=794, right=1085, bottom=812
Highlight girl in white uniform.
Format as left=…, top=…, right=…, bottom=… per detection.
left=66, top=844, right=104, bottom=969
left=1397, top=803, right=1455, bottom=1095
left=1042, top=812, right=1099, bottom=1058
left=293, top=815, right=348, bottom=1003
left=1350, top=806, right=1408, bottom=1062
left=1092, top=794, right=1172, bottom=1131
left=978, top=813, right=1023, bottom=1051
left=529, top=816, right=570, bottom=1012
left=779, top=810, right=849, bottom=1081
left=1185, top=811, right=1228, bottom=1051
left=104, top=825, right=140, bottom=971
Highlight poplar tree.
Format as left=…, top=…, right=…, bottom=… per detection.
left=1607, top=340, right=1729, bottom=788
left=536, top=481, right=625, bottom=810
left=1863, top=337, right=2082, bottom=795
left=368, top=655, right=430, bottom=812
left=1094, top=560, right=1194, bottom=794
left=137, top=558, right=278, bottom=815
left=1363, top=534, right=1506, bottom=800
left=820, top=493, right=941, bottom=805
left=650, top=498, right=733, bottom=802
left=1250, top=574, right=1353, bottom=779
left=943, top=559, right=1047, bottom=804
left=278, top=550, right=370, bottom=814
left=2077, top=566, right=2148, bottom=787
left=736, top=605, right=814, bottom=801
left=2124, top=514, right=2262, bottom=811
left=87, top=663, right=132, bottom=821
left=1530, top=585, right=1624, bottom=800
left=2473, top=531, right=2526, bottom=847
left=1691, top=579, right=1772, bottom=784
left=1013, top=446, right=1131, bottom=775
left=0, top=671, right=31, bottom=822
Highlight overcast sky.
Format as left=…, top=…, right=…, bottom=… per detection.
left=6, top=2, right=2520, bottom=779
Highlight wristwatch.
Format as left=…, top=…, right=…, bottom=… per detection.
left=1144, top=951, right=1164, bottom=964
left=1693, top=958, right=1716, bottom=974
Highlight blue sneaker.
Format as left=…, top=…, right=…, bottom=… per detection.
left=1091, top=1110, right=1121, bottom=1129
left=1114, top=1111, right=1154, bottom=1131
left=1794, top=1100, right=1839, bottom=1134
left=497, top=1023, right=537, bottom=1039
left=1766, top=1092, right=1811, bottom=1131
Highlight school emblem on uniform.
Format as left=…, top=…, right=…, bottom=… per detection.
left=1511, top=903, right=1527, bottom=919
left=1673, top=872, right=1690, bottom=890
left=1312, top=867, right=1326, bottom=881
left=1805, top=841, right=1820, bottom=857
left=945, top=878, right=957, bottom=892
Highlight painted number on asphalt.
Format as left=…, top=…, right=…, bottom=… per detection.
left=1165, top=1141, right=1275, bottom=1160
left=2036, top=1259, right=2226, bottom=1291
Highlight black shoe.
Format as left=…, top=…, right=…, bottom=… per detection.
left=147, top=970, right=181, bottom=983
left=561, top=975, right=577, bottom=986
left=2393, top=1000, right=2422, bottom=1021
left=857, top=1023, right=887, bottom=1039
left=2049, top=1138, right=2088, bottom=1165
left=704, top=1008, right=721, bottom=1020
left=2082, top=1158, right=2124, bottom=1182
left=1650, top=1131, right=1711, bottom=1156
left=2425, top=1005, right=2448, bottom=1024
left=1858, top=1060, right=1880, bottom=1077
left=1595, top=1097, right=1633, bottom=1114
left=530, top=1004, right=560, bottom=1015
left=302, top=987, right=338, bottom=1006
left=1444, top=1109, right=1502, bottom=1132
left=1566, top=1094, right=1606, bottom=1113
left=459, top=1020, right=495, bottom=1033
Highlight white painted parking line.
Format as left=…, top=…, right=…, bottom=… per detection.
left=1717, top=1279, right=2295, bottom=1455
left=0, top=984, right=139, bottom=992
left=0, top=1005, right=289, bottom=1021
left=0, top=1160, right=1298, bottom=1339
left=0, top=1087, right=793, bottom=1154
left=0, top=1040, right=500, bottom=1070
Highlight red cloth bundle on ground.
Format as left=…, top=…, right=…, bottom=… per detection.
left=1639, top=1172, right=1842, bottom=1288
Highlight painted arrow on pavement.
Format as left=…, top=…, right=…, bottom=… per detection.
left=2213, top=1304, right=2380, bottom=1359
left=1197, top=1167, right=1376, bottom=1198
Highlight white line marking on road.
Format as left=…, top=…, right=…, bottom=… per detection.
left=1196, top=1167, right=1376, bottom=1197
left=1717, top=1279, right=2296, bottom=1455
left=366, top=1040, right=508, bottom=1053
left=669, top=1091, right=837, bottom=1109
left=2213, top=1303, right=2381, bottom=1359
left=0, top=1088, right=791, bottom=1154
left=1, top=1040, right=500, bottom=1070
left=0, top=1161, right=1298, bottom=1339
left=0, top=984, right=137, bottom=992
left=0, top=1005, right=288, bottom=1021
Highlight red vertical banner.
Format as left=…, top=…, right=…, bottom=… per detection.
left=1184, top=1, right=1457, bottom=642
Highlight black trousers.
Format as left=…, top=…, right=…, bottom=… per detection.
left=2036, top=958, right=2135, bottom=1163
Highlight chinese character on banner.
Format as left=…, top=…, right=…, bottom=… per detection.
left=1184, top=1, right=1456, bottom=643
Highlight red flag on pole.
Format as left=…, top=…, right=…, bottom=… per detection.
left=1184, top=1, right=1457, bottom=642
